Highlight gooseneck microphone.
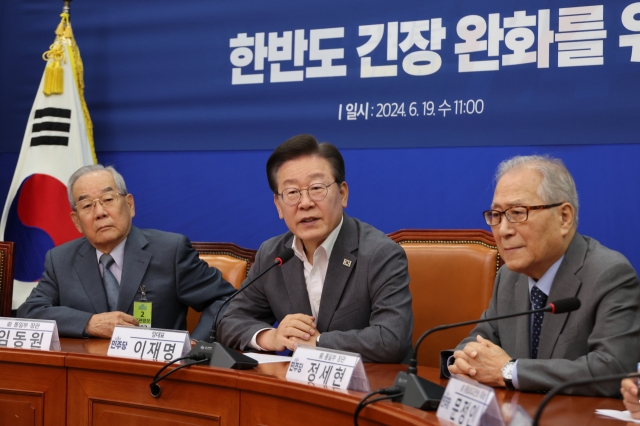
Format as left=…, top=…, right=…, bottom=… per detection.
left=190, top=247, right=295, bottom=369
left=393, top=297, right=581, bottom=411
left=533, top=371, right=640, bottom=426
left=150, top=247, right=295, bottom=398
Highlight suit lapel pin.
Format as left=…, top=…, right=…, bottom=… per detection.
left=343, top=259, right=352, bottom=267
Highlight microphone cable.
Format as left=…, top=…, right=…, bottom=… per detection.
left=353, top=387, right=404, bottom=426
left=532, top=371, right=640, bottom=425
left=149, top=352, right=211, bottom=398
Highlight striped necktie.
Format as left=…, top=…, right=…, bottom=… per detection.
left=99, top=253, right=120, bottom=311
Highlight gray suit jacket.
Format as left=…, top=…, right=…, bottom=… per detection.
left=456, top=233, right=640, bottom=397
left=218, top=215, right=414, bottom=363
left=17, top=226, right=236, bottom=341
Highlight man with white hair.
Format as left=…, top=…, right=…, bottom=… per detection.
left=18, top=164, right=235, bottom=340
left=449, top=155, right=640, bottom=397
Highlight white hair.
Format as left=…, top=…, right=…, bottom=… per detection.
left=496, top=155, right=579, bottom=225
left=67, top=164, right=128, bottom=209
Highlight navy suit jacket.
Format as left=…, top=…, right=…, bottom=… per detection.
left=18, top=226, right=235, bottom=340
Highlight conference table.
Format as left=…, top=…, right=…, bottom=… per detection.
left=0, top=338, right=630, bottom=425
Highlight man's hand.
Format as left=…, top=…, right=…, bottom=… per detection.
left=256, top=314, right=317, bottom=352
left=85, top=312, right=139, bottom=338
left=448, top=335, right=512, bottom=387
left=621, top=378, right=640, bottom=419
left=291, top=332, right=319, bottom=349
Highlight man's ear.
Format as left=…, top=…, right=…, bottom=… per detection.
left=339, top=181, right=349, bottom=208
left=126, top=193, right=135, bottom=218
left=70, top=211, right=83, bottom=234
left=273, top=194, right=283, bottom=219
left=559, top=202, right=575, bottom=236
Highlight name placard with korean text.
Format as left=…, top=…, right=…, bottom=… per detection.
left=107, top=326, right=190, bottom=362
left=287, top=345, right=370, bottom=392
left=436, top=374, right=505, bottom=426
left=0, top=317, right=60, bottom=351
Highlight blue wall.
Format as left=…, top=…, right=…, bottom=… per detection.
left=1, top=0, right=639, bottom=272
left=1, top=144, right=638, bottom=271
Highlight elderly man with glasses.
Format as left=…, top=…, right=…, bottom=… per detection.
left=218, top=134, right=413, bottom=363
left=448, top=155, right=640, bottom=397
left=17, top=164, right=235, bottom=340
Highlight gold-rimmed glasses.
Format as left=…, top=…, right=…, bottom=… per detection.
left=277, top=181, right=337, bottom=206
left=75, top=192, right=125, bottom=215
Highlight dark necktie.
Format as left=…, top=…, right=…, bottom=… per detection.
left=99, top=253, right=120, bottom=311
left=530, top=286, right=547, bottom=359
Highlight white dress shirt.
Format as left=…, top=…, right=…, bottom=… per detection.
left=249, top=217, right=344, bottom=350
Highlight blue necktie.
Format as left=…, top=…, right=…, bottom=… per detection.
left=530, top=286, right=547, bottom=359
left=100, top=253, right=120, bottom=311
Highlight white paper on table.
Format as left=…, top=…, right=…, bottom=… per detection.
left=243, top=353, right=292, bottom=364
left=595, top=409, right=640, bottom=424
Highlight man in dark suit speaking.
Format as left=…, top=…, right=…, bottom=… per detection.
left=218, top=134, right=413, bottom=363
left=18, top=165, right=235, bottom=340
left=448, top=155, right=640, bottom=397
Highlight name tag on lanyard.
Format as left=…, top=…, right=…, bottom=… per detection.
left=133, top=285, right=152, bottom=328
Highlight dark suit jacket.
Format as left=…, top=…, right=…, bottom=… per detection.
left=456, top=233, right=640, bottom=397
left=218, top=215, right=414, bottom=363
left=17, top=226, right=236, bottom=340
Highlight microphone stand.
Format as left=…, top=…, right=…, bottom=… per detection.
left=189, top=250, right=294, bottom=370
left=393, top=300, right=579, bottom=410
left=150, top=249, right=294, bottom=398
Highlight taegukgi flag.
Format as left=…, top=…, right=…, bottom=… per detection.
left=0, top=11, right=96, bottom=309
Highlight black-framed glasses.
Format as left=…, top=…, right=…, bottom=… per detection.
left=277, top=181, right=337, bottom=206
left=75, top=192, right=125, bottom=215
left=483, top=202, right=564, bottom=226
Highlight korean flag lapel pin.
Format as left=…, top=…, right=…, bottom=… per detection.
left=343, top=259, right=352, bottom=267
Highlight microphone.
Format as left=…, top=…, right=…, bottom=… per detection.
left=392, top=297, right=581, bottom=411
left=545, top=297, right=580, bottom=314
left=188, top=247, right=295, bottom=370
left=533, top=371, right=640, bottom=425
left=151, top=247, right=295, bottom=398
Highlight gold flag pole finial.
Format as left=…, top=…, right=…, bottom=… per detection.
left=42, top=39, right=65, bottom=96
left=62, top=1, right=73, bottom=39
left=42, top=1, right=73, bottom=96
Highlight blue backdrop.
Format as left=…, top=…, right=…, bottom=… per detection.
left=1, top=1, right=639, bottom=270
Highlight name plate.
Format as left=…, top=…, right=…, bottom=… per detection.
left=437, top=374, right=505, bottom=426
left=287, top=345, right=370, bottom=392
left=107, top=325, right=190, bottom=362
left=0, top=317, right=60, bottom=351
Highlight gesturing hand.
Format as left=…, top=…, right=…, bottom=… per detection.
left=256, top=313, right=317, bottom=352
left=621, top=378, right=640, bottom=419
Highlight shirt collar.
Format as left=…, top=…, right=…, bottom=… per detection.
left=528, top=254, right=565, bottom=296
left=292, top=215, right=344, bottom=264
left=95, top=237, right=127, bottom=268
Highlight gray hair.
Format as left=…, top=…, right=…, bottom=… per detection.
left=495, top=155, right=579, bottom=225
left=67, top=164, right=128, bottom=209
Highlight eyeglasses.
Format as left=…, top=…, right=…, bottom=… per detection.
left=75, top=192, right=125, bottom=215
left=277, top=181, right=337, bottom=206
left=483, top=203, right=564, bottom=226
